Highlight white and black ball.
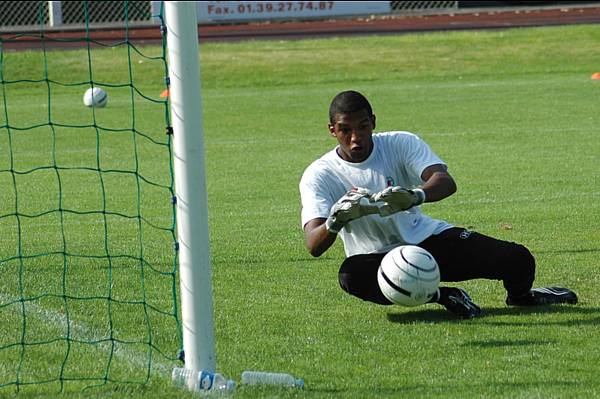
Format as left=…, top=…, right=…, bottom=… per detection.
left=83, top=87, right=108, bottom=108
left=377, top=245, right=440, bottom=307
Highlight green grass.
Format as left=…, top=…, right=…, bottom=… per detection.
left=1, top=23, right=600, bottom=398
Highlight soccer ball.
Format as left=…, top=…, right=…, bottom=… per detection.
left=377, top=245, right=440, bottom=307
left=83, top=87, right=108, bottom=108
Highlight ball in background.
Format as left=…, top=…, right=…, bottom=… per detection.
left=377, top=245, right=440, bottom=307
left=83, top=87, right=108, bottom=108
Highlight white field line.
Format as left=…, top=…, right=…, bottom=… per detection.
left=0, top=292, right=174, bottom=378
left=451, top=190, right=600, bottom=206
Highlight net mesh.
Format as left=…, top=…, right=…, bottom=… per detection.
left=60, top=1, right=151, bottom=25
left=0, top=1, right=181, bottom=393
left=390, top=1, right=458, bottom=13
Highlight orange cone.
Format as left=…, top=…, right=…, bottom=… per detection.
left=160, top=89, right=170, bottom=98
left=591, top=73, right=600, bottom=80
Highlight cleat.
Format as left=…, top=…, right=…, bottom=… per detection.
left=506, top=286, right=578, bottom=306
left=438, top=287, right=482, bottom=319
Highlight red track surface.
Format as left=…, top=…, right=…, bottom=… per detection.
left=2, top=5, right=600, bottom=50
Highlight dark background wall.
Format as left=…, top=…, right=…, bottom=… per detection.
left=458, top=1, right=600, bottom=8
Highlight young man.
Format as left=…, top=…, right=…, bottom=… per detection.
left=299, top=90, right=577, bottom=319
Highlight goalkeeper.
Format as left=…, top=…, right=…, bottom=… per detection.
left=299, top=90, right=577, bottom=319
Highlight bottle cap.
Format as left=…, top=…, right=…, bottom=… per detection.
left=226, top=380, right=236, bottom=391
left=295, top=378, right=304, bottom=389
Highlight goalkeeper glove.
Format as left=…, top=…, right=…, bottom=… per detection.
left=371, top=186, right=426, bottom=217
left=325, top=187, right=380, bottom=234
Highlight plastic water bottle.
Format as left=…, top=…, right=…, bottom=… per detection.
left=172, top=367, right=236, bottom=392
left=241, top=371, right=304, bottom=388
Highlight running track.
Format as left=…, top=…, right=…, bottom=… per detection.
left=1, top=5, right=600, bottom=49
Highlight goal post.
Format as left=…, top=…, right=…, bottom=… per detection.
left=165, top=0, right=216, bottom=379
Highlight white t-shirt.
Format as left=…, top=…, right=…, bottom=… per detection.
left=299, top=131, right=453, bottom=257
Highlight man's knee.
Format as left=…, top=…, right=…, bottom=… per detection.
left=338, top=254, right=391, bottom=305
left=338, top=258, right=365, bottom=296
left=512, top=243, right=535, bottom=276
left=338, top=269, right=354, bottom=295
left=503, top=243, right=536, bottom=296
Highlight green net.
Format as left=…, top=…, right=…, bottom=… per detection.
left=0, top=1, right=182, bottom=393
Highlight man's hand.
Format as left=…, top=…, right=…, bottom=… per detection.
left=325, top=188, right=379, bottom=234
left=371, top=186, right=426, bottom=217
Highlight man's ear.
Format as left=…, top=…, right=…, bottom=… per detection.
left=371, top=114, right=376, bottom=130
left=328, top=123, right=336, bottom=137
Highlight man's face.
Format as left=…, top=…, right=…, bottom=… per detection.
left=328, top=109, right=376, bottom=163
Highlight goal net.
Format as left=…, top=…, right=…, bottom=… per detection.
left=0, top=1, right=182, bottom=393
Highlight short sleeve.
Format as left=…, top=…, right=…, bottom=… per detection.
left=299, top=165, right=335, bottom=229
left=399, top=133, right=446, bottom=185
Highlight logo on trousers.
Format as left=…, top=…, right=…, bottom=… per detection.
left=459, top=230, right=473, bottom=239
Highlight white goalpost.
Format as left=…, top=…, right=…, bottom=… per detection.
left=165, top=0, right=216, bottom=386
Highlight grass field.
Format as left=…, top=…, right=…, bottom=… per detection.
left=1, top=22, right=600, bottom=398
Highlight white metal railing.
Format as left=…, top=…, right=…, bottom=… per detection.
left=0, top=1, right=155, bottom=31
left=0, top=1, right=462, bottom=31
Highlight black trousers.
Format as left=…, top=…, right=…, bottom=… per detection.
left=338, top=227, right=536, bottom=305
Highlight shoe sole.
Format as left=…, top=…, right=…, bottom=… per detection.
left=532, top=287, right=578, bottom=305
left=506, top=287, right=578, bottom=306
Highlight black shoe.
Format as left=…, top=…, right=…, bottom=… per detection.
left=506, top=287, right=578, bottom=306
left=438, top=287, right=482, bottom=319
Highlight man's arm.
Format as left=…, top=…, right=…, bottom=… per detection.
left=371, top=164, right=457, bottom=216
left=303, top=187, right=379, bottom=257
left=304, top=218, right=336, bottom=258
left=303, top=166, right=455, bottom=258
left=420, top=164, right=457, bottom=202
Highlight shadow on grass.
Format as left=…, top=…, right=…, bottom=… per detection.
left=386, top=304, right=600, bottom=325
left=386, top=307, right=468, bottom=323
left=480, top=305, right=600, bottom=327
left=535, top=247, right=600, bottom=255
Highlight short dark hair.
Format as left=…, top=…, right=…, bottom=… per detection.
left=328, top=90, right=373, bottom=124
